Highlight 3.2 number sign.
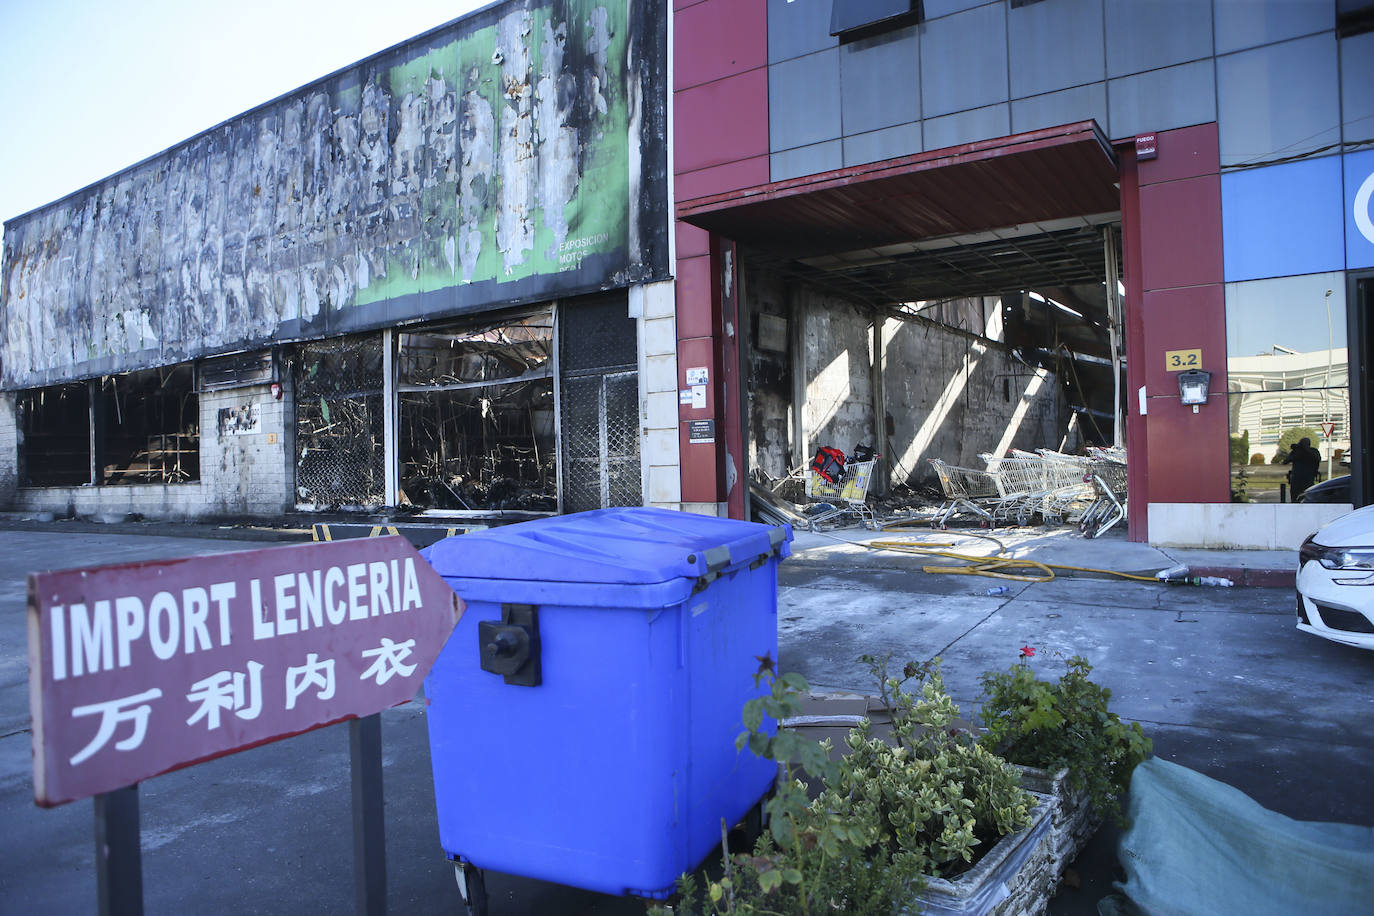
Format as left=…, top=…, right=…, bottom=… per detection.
left=1165, top=348, right=1202, bottom=371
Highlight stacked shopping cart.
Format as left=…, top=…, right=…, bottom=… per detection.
left=928, top=448, right=1127, bottom=532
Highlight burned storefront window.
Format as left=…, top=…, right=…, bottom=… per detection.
left=97, top=365, right=200, bottom=484
left=18, top=367, right=200, bottom=487
left=18, top=383, right=91, bottom=487
left=398, top=311, right=556, bottom=511
left=294, top=336, right=386, bottom=509
left=559, top=294, right=641, bottom=513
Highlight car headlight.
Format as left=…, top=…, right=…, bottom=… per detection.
left=1301, top=536, right=1374, bottom=579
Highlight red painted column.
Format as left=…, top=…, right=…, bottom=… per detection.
left=672, top=0, right=768, bottom=514
left=1119, top=144, right=1150, bottom=541
left=676, top=222, right=723, bottom=504
left=1124, top=124, right=1231, bottom=539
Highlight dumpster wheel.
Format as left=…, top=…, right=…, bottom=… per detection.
left=454, top=861, right=488, bottom=916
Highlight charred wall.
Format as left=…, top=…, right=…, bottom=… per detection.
left=744, top=267, right=793, bottom=478
left=745, top=263, right=1069, bottom=491
left=802, top=293, right=876, bottom=461
left=0, top=0, right=669, bottom=390
left=0, top=394, right=15, bottom=507
left=883, top=312, right=1067, bottom=488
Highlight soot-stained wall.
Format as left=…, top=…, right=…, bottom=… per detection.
left=883, top=315, right=1066, bottom=487
left=0, top=0, right=668, bottom=390
left=745, top=265, right=1068, bottom=489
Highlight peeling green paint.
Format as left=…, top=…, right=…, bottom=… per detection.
left=0, top=0, right=661, bottom=389
left=353, top=0, right=631, bottom=307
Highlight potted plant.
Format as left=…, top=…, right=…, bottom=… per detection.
left=660, top=656, right=1056, bottom=916
left=976, top=648, right=1152, bottom=880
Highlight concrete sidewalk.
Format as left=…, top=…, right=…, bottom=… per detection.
left=0, top=509, right=1302, bottom=585
left=788, top=522, right=1298, bottom=587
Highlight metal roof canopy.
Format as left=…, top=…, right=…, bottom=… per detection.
left=677, top=121, right=1122, bottom=317
left=678, top=121, right=1119, bottom=258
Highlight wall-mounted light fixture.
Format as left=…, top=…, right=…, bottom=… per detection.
left=1177, top=368, right=1211, bottom=412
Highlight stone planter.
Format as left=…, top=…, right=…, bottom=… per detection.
left=909, top=792, right=1056, bottom=916
left=1013, top=765, right=1100, bottom=887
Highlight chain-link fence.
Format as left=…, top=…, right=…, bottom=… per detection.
left=294, top=335, right=385, bottom=509
left=560, top=295, right=641, bottom=513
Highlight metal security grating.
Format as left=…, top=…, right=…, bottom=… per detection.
left=559, top=296, right=641, bottom=513
left=294, top=335, right=386, bottom=509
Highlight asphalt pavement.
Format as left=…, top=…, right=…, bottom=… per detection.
left=0, top=522, right=1370, bottom=915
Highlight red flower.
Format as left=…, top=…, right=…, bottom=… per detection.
left=1020, top=646, right=1036, bottom=658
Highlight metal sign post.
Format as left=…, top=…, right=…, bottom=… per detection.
left=352, top=713, right=386, bottom=915
left=94, top=784, right=143, bottom=916
left=28, top=536, right=464, bottom=914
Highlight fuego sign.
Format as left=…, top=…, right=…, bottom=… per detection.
left=28, top=536, right=464, bottom=807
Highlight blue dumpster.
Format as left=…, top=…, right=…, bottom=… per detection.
left=421, top=507, right=791, bottom=901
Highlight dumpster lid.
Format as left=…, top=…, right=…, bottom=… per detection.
left=421, top=507, right=792, bottom=586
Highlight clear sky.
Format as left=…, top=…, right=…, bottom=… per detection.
left=0, top=0, right=491, bottom=261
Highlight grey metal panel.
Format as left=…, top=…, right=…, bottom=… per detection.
left=770, top=49, right=843, bottom=152
left=920, top=3, right=1009, bottom=119
left=843, top=121, right=924, bottom=166
left=1341, top=30, right=1374, bottom=143
left=770, top=140, right=844, bottom=181
left=1214, top=0, right=1332, bottom=55
left=768, top=0, right=838, bottom=63
left=1107, top=59, right=1217, bottom=141
left=840, top=25, right=921, bottom=135
left=1216, top=33, right=1340, bottom=167
left=1012, top=83, right=1109, bottom=135
left=1105, top=0, right=1213, bottom=78
left=924, top=0, right=998, bottom=20
left=1009, top=0, right=1106, bottom=99
left=922, top=104, right=1011, bottom=152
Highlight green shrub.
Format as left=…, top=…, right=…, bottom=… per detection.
left=661, top=657, right=1033, bottom=916
left=977, top=653, right=1150, bottom=822
left=1277, top=426, right=1321, bottom=457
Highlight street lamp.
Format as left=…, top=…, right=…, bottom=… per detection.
left=1324, top=288, right=1334, bottom=481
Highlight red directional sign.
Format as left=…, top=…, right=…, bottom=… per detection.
left=28, top=536, right=464, bottom=807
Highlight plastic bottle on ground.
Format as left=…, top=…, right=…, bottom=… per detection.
left=986, top=585, right=1012, bottom=596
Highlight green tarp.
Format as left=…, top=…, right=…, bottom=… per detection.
left=1106, top=757, right=1374, bottom=916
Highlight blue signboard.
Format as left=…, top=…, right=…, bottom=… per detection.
left=1222, top=155, right=1345, bottom=283
left=1344, top=149, right=1374, bottom=271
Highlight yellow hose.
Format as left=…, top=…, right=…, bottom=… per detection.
left=840, top=523, right=1165, bottom=585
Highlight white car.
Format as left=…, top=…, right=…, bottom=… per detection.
left=1297, top=504, right=1374, bottom=650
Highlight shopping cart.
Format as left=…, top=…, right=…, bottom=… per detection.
left=928, top=458, right=1000, bottom=527
left=805, top=459, right=879, bottom=531
left=1033, top=450, right=1095, bottom=525
left=981, top=455, right=1054, bottom=526
left=979, top=450, right=1095, bottom=527
left=1079, top=456, right=1128, bottom=538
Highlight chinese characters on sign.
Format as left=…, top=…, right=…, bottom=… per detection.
left=29, top=536, right=464, bottom=806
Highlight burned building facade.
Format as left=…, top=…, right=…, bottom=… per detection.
left=671, top=0, right=1374, bottom=547
left=0, top=0, right=672, bottom=521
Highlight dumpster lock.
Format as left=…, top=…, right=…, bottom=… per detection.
left=479, top=604, right=542, bottom=686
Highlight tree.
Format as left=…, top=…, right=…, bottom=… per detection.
left=1229, top=430, right=1250, bottom=466
left=1273, top=426, right=1321, bottom=463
